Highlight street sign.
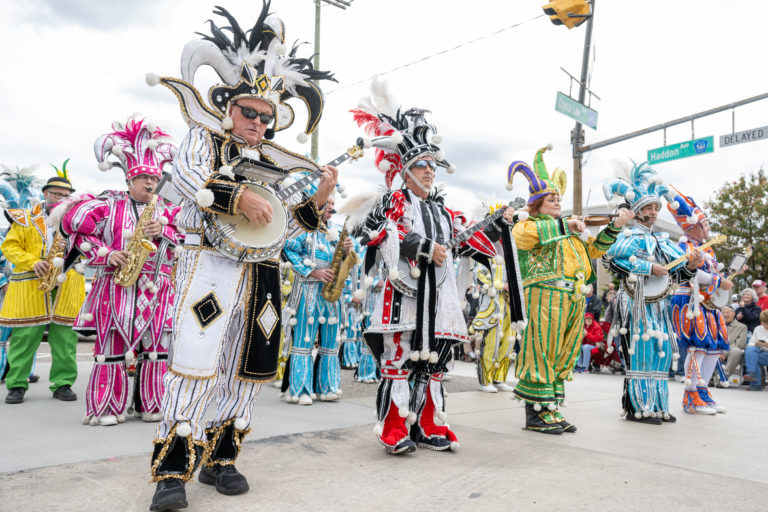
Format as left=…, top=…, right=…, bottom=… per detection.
left=719, top=126, right=768, bottom=148
left=647, top=136, right=714, bottom=164
left=555, top=91, right=598, bottom=130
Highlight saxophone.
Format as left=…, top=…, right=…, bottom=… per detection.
left=38, top=232, right=66, bottom=292
left=114, top=195, right=158, bottom=288
left=321, top=223, right=361, bottom=303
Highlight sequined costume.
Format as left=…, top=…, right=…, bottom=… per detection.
left=59, top=116, right=181, bottom=425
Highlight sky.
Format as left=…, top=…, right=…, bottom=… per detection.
left=1, top=0, right=766, bottom=225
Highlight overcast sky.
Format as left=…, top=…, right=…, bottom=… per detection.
left=2, top=0, right=766, bottom=224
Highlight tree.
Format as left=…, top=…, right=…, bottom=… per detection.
left=706, top=168, right=768, bottom=290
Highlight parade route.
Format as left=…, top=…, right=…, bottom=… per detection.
left=2, top=359, right=765, bottom=511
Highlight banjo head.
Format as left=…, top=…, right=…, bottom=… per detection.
left=209, top=183, right=289, bottom=262
left=388, top=258, right=448, bottom=298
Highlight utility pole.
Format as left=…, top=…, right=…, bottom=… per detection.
left=571, top=0, right=595, bottom=217
left=311, top=0, right=353, bottom=161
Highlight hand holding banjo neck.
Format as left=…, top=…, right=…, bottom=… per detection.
left=663, top=234, right=726, bottom=270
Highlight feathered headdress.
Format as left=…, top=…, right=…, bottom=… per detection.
left=602, top=160, right=677, bottom=213
left=507, top=145, right=566, bottom=204
left=351, top=76, right=454, bottom=189
left=94, top=115, right=176, bottom=180
left=43, top=159, right=75, bottom=192
left=147, top=1, right=335, bottom=143
left=666, top=185, right=705, bottom=233
left=0, top=164, right=44, bottom=209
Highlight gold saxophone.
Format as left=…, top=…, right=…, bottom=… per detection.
left=38, top=232, right=67, bottom=292
left=321, top=223, right=361, bottom=303
left=114, top=195, right=158, bottom=288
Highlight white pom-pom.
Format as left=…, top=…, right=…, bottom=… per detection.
left=195, top=189, right=214, bottom=208
left=353, top=289, right=365, bottom=301
left=622, top=228, right=632, bottom=237
left=547, top=403, right=556, bottom=411
left=175, top=422, right=192, bottom=437
left=79, top=242, right=93, bottom=253
left=545, top=143, right=554, bottom=151
left=406, top=412, right=417, bottom=425
left=432, top=134, right=443, bottom=144
left=641, top=333, right=650, bottom=341
left=297, top=132, right=310, bottom=144
left=629, top=255, right=638, bottom=264
left=447, top=164, right=457, bottom=174
left=274, top=42, right=288, bottom=56
left=398, top=406, right=409, bottom=418
left=533, top=403, right=542, bottom=411
left=642, top=411, right=650, bottom=418
left=472, top=292, right=480, bottom=299
left=378, top=160, right=393, bottom=172
left=303, top=258, right=313, bottom=267
left=687, top=215, right=698, bottom=225
left=488, top=288, right=497, bottom=298
left=628, top=274, right=638, bottom=283
left=158, top=216, right=168, bottom=226
left=697, top=379, right=706, bottom=386
left=388, top=268, right=400, bottom=281
left=625, top=191, right=636, bottom=201
left=580, top=284, right=590, bottom=294
left=721, top=381, right=730, bottom=388
left=98, top=161, right=112, bottom=172
left=307, top=317, right=314, bottom=325
left=318, top=316, right=326, bottom=324
left=147, top=283, right=158, bottom=294
left=173, top=245, right=183, bottom=255
left=684, top=378, right=692, bottom=387
left=372, top=423, right=384, bottom=437
left=419, top=349, right=430, bottom=360
left=429, top=351, right=439, bottom=363
left=670, top=200, right=680, bottom=210
left=364, top=276, right=374, bottom=287
left=658, top=351, right=665, bottom=358
left=147, top=140, right=159, bottom=151
left=672, top=352, right=680, bottom=361
left=634, top=411, right=642, bottom=419
left=145, top=72, right=160, bottom=86
left=650, top=411, right=657, bottom=418
left=148, top=351, right=158, bottom=361
left=56, top=274, right=67, bottom=283
left=82, top=312, right=94, bottom=322
left=434, top=150, right=445, bottom=161
left=390, top=132, right=404, bottom=144
left=493, top=254, right=505, bottom=265
left=686, top=311, right=695, bottom=320
left=678, top=236, right=688, bottom=244
left=619, top=327, right=628, bottom=335
left=234, top=417, right=248, bottom=430
left=482, top=283, right=490, bottom=291
left=218, top=165, right=235, bottom=179
left=326, top=228, right=339, bottom=243
left=607, top=346, right=614, bottom=354
left=647, top=255, right=656, bottom=263
left=96, top=354, right=106, bottom=363
left=632, top=334, right=640, bottom=341
left=518, top=211, right=529, bottom=221
left=221, top=116, right=233, bottom=130
left=289, top=318, right=297, bottom=326
left=409, top=266, right=421, bottom=279
left=628, top=348, right=635, bottom=355
left=410, top=351, right=420, bottom=362
left=123, top=229, right=134, bottom=240
left=52, top=256, right=65, bottom=269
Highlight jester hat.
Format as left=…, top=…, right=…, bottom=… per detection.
left=44, top=159, right=75, bottom=192
left=507, top=145, right=566, bottom=204
left=666, top=185, right=706, bottom=233
left=94, top=115, right=176, bottom=180
left=147, top=1, right=335, bottom=144
left=602, top=160, right=678, bottom=213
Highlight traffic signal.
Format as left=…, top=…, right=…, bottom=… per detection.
left=542, top=0, right=591, bottom=29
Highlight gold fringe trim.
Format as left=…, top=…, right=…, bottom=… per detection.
left=201, top=417, right=252, bottom=469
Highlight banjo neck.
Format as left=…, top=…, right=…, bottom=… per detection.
left=445, top=198, right=526, bottom=251
left=663, top=234, right=726, bottom=270
left=276, top=139, right=364, bottom=202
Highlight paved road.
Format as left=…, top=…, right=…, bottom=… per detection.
left=1, top=354, right=766, bottom=511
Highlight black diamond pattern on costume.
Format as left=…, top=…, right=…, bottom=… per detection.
left=192, top=292, right=224, bottom=329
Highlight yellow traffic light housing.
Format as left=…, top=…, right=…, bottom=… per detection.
left=542, top=0, right=591, bottom=29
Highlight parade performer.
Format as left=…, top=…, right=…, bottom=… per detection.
left=667, top=187, right=735, bottom=414
left=58, top=117, right=182, bottom=426
left=339, top=260, right=364, bottom=370
left=603, top=162, right=702, bottom=425
left=0, top=165, right=45, bottom=383
left=145, top=4, right=337, bottom=509
left=282, top=196, right=356, bottom=405
left=273, top=261, right=296, bottom=387
left=350, top=79, right=519, bottom=454
left=470, top=203, right=522, bottom=393
left=510, top=146, right=633, bottom=434
left=2, top=168, right=86, bottom=404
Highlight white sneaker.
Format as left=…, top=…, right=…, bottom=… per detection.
left=321, top=392, right=339, bottom=401
left=98, top=415, right=118, bottom=426
left=271, top=380, right=281, bottom=389
left=116, top=414, right=127, bottom=423
left=298, top=394, right=313, bottom=406
left=494, top=382, right=515, bottom=392
left=694, top=405, right=717, bottom=415
left=712, top=404, right=727, bottom=414
left=479, top=384, right=498, bottom=393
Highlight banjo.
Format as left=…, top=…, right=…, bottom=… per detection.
left=204, top=139, right=365, bottom=263
left=388, top=197, right=526, bottom=297
left=622, top=234, right=726, bottom=302
left=709, top=247, right=751, bottom=308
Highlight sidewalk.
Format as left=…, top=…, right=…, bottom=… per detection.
left=1, top=359, right=766, bottom=511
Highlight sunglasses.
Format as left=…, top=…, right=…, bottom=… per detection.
left=47, top=191, right=71, bottom=200
left=233, top=103, right=274, bottom=124
left=410, top=160, right=437, bottom=171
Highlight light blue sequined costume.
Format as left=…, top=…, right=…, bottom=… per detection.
left=355, top=259, right=381, bottom=382
left=283, top=223, right=351, bottom=400
left=339, top=259, right=362, bottom=369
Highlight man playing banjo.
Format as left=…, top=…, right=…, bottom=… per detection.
left=146, top=4, right=337, bottom=510
left=350, top=80, right=517, bottom=454
left=603, top=162, right=702, bottom=425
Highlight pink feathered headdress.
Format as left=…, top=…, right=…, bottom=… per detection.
left=94, top=116, right=176, bottom=180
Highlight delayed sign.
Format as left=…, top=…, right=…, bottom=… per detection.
left=719, top=126, right=768, bottom=147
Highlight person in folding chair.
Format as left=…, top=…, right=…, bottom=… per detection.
left=144, top=3, right=338, bottom=510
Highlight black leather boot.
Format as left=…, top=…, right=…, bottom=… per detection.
left=523, top=403, right=564, bottom=435
left=150, top=478, right=187, bottom=511
left=150, top=424, right=203, bottom=510
left=198, top=464, right=249, bottom=495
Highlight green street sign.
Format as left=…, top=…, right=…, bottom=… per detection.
left=555, top=92, right=598, bottom=130
left=647, top=136, right=714, bottom=164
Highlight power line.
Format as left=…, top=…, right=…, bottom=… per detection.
left=325, top=14, right=545, bottom=95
